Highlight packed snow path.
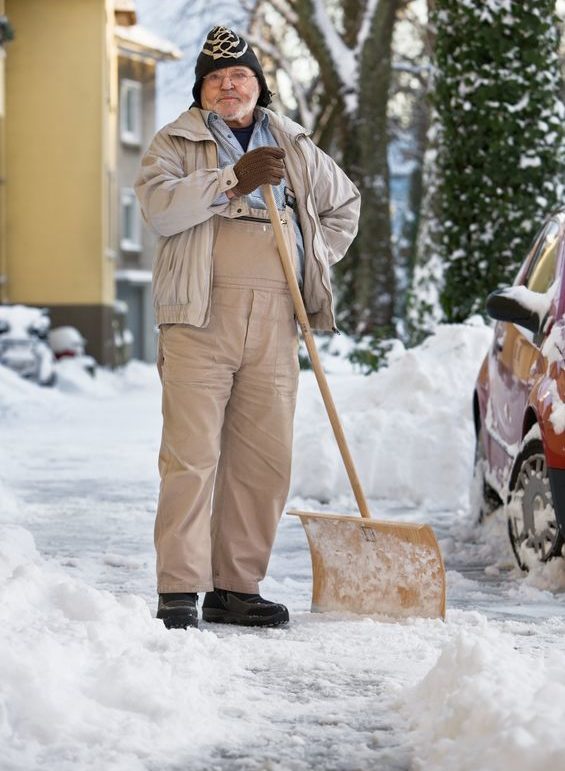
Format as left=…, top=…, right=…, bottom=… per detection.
left=2, top=325, right=565, bottom=770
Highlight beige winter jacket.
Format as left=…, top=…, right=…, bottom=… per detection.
left=134, top=107, right=360, bottom=331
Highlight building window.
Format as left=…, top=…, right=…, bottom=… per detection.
left=120, top=79, right=142, bottom=146
left=121, top=188, right=141, bottom=252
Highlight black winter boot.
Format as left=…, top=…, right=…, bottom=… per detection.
left=157, top=593, right=198, bottom=629
left=202, top=589, right=289, bottom=627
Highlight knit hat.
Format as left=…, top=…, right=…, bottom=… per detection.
left=192, top=26, right=272, bottom=109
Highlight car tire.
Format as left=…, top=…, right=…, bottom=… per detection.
left=471, top=426, right=502, bottom=522
left=507, top=438, right=564, bottom=571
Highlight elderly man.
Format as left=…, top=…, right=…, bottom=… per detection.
left=135, top=26, right=360, bottom=630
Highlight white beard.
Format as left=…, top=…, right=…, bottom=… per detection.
left=201, top=85, right=260, bottom=126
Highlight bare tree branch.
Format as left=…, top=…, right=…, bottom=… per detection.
left=245, top=31, right=318, bottom=128
left=266, top=0, right=299, bottom=25
left=393, top=60, right=431, bottom=76
left=308, top=0, right=355, bottom=87
left=357, top=0, right=380, bottom=54
left=240, top=0, right=258, bottom=13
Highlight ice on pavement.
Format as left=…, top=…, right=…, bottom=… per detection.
left=2, top=319, right=565, bottom=770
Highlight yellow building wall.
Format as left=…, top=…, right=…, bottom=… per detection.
left=0, top=0, right=6, bottom=303
left=103, top=0, right=118, bottom=304
left=5, top=0, right=116, bottom=306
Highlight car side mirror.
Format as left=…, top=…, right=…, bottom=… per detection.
left=486, top=288, right=542, bottom=334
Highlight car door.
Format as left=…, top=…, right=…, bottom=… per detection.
left=487, top=219, right=562, bottom=485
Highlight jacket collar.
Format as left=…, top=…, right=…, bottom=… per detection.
left=262, top=107, right=311, bottom=140
left=164, top=106, right=310, bottom=142
left=164, top=107, right=211, bottom=141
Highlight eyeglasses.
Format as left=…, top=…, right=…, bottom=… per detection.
left=203, top=70, right=257, bottom=86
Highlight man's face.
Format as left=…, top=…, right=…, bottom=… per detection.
left=200, top=65, right=260, bottom=128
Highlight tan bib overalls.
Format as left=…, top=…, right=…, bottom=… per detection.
left=155, top=207, right=300, bottom=593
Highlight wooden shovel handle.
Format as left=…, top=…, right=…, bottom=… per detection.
left=261, top=185, right=372, bottom=519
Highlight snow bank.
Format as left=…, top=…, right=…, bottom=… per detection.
left=292, top=320, right=493, bottom=510
left=0, top=364, right=61, bottom=416
left=53, top=359, right=159, bottom=398
left=404, top=617, right=565, bottom=771
left=53, top=360, right=119, bottom=397
left=0, top=359, right=159, bottom=414
left=0, top=475, right=18, bottom=525
left=0, top=523, right=255, bottom=771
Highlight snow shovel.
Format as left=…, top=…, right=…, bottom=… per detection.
left=262, top=184, right=446, bottom=620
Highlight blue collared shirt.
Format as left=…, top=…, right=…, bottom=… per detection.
left=207, top=110, right=305, bottom=284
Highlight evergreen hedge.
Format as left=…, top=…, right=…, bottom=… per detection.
left=432, top=0, right=564, bottom=322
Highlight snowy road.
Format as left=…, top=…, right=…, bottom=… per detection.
left=2, top=325, right=565, bottom=770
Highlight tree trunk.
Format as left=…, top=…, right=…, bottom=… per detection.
left=335, top=0, right=400, bottom=334
left=287, top=0, right=400, bottom=335
left=394, top=85, right=430, bottom=323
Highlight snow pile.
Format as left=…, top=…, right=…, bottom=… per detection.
left=404, top=617, right=565, bottom=771
left=0, top=520, right=438, bottom=771
left=53, top=360, right=118, bottom=397
left=55, top=359, right=159, bottom=396
left=292, top=319, right=493, bottom=510
left=0, top=476, right=18, bottom=525
left=0, top=358, right=159, bottom=408
left=0, top=363, right=61, bottom=416
left=0, top=524, right=253, bottom=771
left=118, top=359, right=160, bottom=389
left=53, top=359, right=158, bottom=398
left=521, top=555, right=565, bottom=592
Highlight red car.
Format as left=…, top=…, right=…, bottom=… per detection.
left=474, top=207, right=565, bottom=570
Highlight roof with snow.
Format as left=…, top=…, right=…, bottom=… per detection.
left=115, top=24, right=182, bottom=62
left=114, top=0, right=136, bottom=11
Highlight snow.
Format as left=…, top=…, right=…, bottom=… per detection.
left=292, top=320, right=493, bottom=509
left=548, top=380, right=565, bottom=434
left=115, top=269, right=152, bottom=284
left=311, top=0, right=357, bottom=107
left=507, top=93, right=529, bottom=114
left=404, top=619, right=565, bottom=771
left=497, top=282, right=556, bottom=321
left=2, top=323, right=565, bottom=769
left=541, top=320, right=565, bottom=366
left=519, top=155, right=542, bottom=170
left=114, top=24, right=183, bottom=61
left=0, top=304, right=50, bottom=339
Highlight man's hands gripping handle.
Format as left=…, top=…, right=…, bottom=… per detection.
left=229, top=146, right=286, bottom=198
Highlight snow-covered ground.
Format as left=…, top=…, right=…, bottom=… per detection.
left=2, top=320, right=565, bottom=771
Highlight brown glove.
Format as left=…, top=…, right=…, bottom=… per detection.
left=231, top=146, right=286, bottom=197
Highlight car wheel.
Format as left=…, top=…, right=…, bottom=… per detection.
left=507, top=438, right=564, bottom=571
left=471, top=427, right=502, bottom=522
